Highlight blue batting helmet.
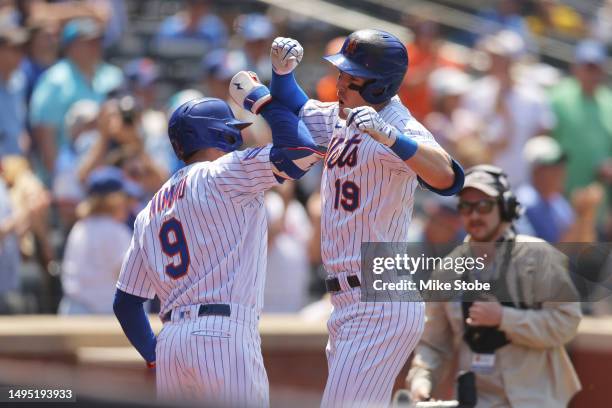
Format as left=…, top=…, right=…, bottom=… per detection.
left=168, top=97, right=250, bottom=160
left=324, top=29, right=408, bottom=104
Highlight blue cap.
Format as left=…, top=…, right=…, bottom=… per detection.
left=575, top=39, right=607, bottom=65
left=235, top=13, right=274, bottom=41
left=86, top=166, right=142, bottom=198
left=124, top=58, right=160, bottom=88
left=61, top=18, right=102, bottom=48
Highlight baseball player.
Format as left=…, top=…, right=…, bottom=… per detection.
left=269, top=31, right=465, bottom=407
left=113, top=71, right=324, bottom=407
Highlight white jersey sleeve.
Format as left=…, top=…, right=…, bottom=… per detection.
left=299, top=99, right=339, bottom=147
left=117, top=213, right=156, bottom=299
left=211, top=144, right=280, bottom=204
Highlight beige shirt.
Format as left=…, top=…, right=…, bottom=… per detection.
left=407, top=234, right=582, bottom=408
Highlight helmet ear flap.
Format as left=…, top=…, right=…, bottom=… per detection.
left=359, top=79, right=386, bottom=103
left=358, top=75, right=403, bottom=104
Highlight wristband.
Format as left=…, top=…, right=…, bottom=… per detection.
left=390, top=134, right=418, bottom=161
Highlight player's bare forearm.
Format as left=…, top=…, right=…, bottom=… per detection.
left=405, top=145, right=455, bottom=189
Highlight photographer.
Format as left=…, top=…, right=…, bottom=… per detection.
left=407, top=165, right=582, bottom=407
left=77, top=94, right=167, bottom=191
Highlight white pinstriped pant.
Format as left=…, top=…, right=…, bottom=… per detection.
left=155, top=303, right=269, bottom=408
left=322, top=285, right=425, bottom=408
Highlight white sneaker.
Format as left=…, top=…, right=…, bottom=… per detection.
left=229, top=71, right=272, bottom=114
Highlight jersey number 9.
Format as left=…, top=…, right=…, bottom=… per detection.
left=159, top=218, right=191, bottom=279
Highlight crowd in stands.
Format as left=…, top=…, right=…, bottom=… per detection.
left=0, top=0, right=610, bottom=316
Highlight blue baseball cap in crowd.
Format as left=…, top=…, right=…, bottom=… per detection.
left=235, top=13, right=274, bottom=42
left=86, top=166, right=142, bottom=198
left=61, top=18, right=103, bottom=48
left=574, top=39, right=607, bottom=65
left=124, top=58, right=160, bottom=88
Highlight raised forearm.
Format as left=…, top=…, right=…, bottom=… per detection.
left=406, top=145, right=455, bottom=189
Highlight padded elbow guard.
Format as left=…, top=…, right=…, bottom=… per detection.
left=418, top=158, right=465, bottom=196
left=270, top=145, right=326, bottom=181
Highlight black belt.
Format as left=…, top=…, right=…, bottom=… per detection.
left=325, top=275, right=361, bottom=292
left=162, top=304, right=231, bottom=323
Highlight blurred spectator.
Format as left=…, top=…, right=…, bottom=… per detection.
left=264, top=184, right=312, bottom=313
left=234, top=13, right=275, bottom=83
left=525, top=0, right=585, bottom=40
left=306, top=191, right=322, bottom=270
left=201, top=50, right=271, bottom=145
left=11, top=0, right=109, bottom=28
left=29, top=18, right=123, bottom=184
left=108, top=144, right=166, bottom=203
left=0, top=173, right=26, bottom=314
left=124, top=58, right=179, bottom=175
left=77, top=97, right=167, bottom=196
left=316, top=36, right=344, bottom=102
left=305, top=190, right=327, bottom=297
left=167, top=88, right=204, bottom=117
left=424, top=67, right=489, bottom=166
left=202, top=49, right=247, bottom=100
left=12, top=0, right=119, bottom=48
left=462, top=30, right=555, bottom=187
left=0, top=24, right=29, bottom=156
left=59, top=166, right=133, bottom=314
left=591, top=0, right=612, bottom=45
left=124, top=58, right=159, bottom=111
left=549, top=39, right=612, bottom=214
left=514, top=61, right=562, bottom=90
left=476, top=0, right=533, bottom=46
left=21, top=22, right=59, bottom=103
left=516, top=135, right=603, bottom=242
left=53, top=99, right=100, bottom=229
left=2, top=155, right=53, bottom=284
left=417, top=194, right=465, bottom=245
left=0, top=156, right=50, bottom=314
left=400, top=18, right=463, bottom=122
left=156, top=0, right=227, bottom=53
left=94, top=0, right=127, bottom=49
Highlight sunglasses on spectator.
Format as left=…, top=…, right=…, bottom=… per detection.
left=457, top=199, right=497, bottom=215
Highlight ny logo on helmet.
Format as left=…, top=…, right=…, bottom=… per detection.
left=345, top=39, right=358, bottom=55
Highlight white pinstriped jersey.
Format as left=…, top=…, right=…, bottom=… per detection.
left=300, top=96, right=441, bottom=277
left=117, top=144, right=279, bottom=317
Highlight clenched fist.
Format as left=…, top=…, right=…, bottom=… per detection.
left=271, top=37, right=303, bottom=75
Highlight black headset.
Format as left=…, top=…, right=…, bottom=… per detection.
left=465, top=165, right=522, bottom=222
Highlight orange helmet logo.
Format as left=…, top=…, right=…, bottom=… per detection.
left=345, top=39, right=358, bottom=55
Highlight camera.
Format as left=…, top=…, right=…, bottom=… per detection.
left=106, top=88, right=141, bottom=126
left=118, top=94, right=138, bottom=126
